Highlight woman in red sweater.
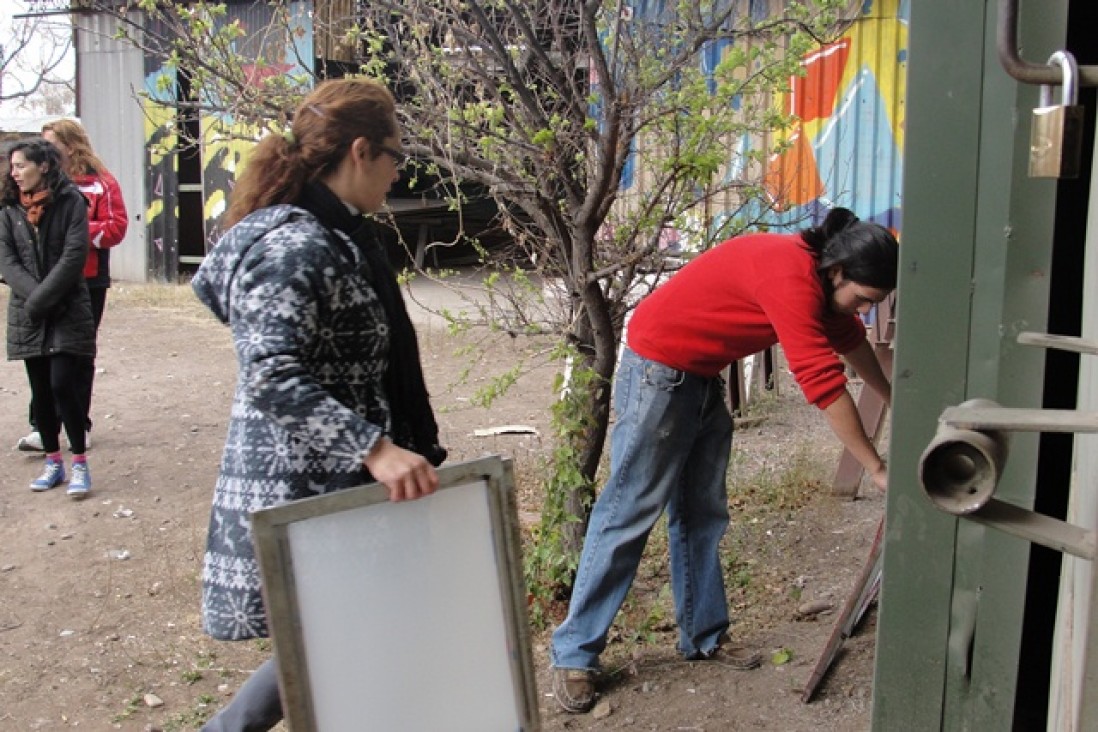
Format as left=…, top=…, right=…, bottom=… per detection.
left=16, top=119, right=128, bottom=453
left=551, top=207, right=898, bottom=713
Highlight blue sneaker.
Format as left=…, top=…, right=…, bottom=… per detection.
left=67, top=462, right=91, bottom=500
left=30, top=459, right=65, bottom=492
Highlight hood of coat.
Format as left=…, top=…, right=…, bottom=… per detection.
left=192, top=204, right=319, bottom=325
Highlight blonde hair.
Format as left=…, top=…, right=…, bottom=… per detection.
left=224, top=78, right=398, bottom=228
left=41, top=118, right=106, bottom=178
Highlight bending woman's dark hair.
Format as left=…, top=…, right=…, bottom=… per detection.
left=223, top=78, right=398, bottom=228
left=1, top=139, right=68, bottom=205
left=801, top=207, right=899, bottom=290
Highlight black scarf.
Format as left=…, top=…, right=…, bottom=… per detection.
left=296, top=182, right=447, bottom=466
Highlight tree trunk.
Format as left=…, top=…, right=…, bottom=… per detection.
left=557, top=278, right=621, bottom=566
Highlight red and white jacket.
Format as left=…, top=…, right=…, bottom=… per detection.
left=73, top=169, right=128, bottom=285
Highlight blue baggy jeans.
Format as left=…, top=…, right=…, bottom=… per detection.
left=551, top=346, right=733, bottom=670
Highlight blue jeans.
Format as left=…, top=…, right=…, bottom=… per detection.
left=551, top=347, right=733, bottom=671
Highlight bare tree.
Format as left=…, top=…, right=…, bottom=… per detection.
left=1, top=1, right=75, bottom=114
left=82, top=0, right=855, bottom=602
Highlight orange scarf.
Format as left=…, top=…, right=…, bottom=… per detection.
left=19, top=189, right=50, bottom=226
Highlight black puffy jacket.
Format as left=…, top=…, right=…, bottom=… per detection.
left=0, top=183, right=96, bottom=361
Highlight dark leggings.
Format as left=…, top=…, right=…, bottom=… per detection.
left=27, top=286, right=105, bottom=433
left=25, top=354, right=87, bottom=454
left=201, top=657, right=283, bottom=732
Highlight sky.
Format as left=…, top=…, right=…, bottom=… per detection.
left=0, top=0, right=76, bottom=118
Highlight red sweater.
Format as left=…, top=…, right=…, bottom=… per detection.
left=626, top=232, right=866, bottom=409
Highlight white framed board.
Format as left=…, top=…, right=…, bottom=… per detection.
left=251, top=456, right=540, bottom=731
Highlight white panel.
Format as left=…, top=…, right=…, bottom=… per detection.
left=282, top=479, right=522, bottom=731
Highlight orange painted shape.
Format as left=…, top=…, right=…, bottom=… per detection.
left=764, top=126, right=824, bottom=211
left=791, top=40, right=851, bottom=123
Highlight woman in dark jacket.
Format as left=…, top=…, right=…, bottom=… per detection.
left=10, top=119, right=129, bottom=453
left=0, top=139, right=95, bottom=498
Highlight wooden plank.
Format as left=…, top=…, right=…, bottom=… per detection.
left=831, top=345, right=893, bottom=497
left=801, top=516, right=885, bottom=702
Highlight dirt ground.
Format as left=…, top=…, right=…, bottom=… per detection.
left=0, top=279, right=883, bottom=731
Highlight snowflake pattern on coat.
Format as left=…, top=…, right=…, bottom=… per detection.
left=192, top=205, right=391, bottom=640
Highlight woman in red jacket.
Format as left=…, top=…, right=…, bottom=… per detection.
left=550, top=207, right=898, bottom=713
left=16, top=119, right=128, bottom=452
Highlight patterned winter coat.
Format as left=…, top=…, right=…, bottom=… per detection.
left=192, top=203, right=396, bottom=640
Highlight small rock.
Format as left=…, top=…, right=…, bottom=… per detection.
left=108, top=549, right=131, bottom=561
left=144, top=692, right=165, bottom=708
left=1, top=564, right=15, bottom=572
left=60, top=533, right=74, bottom=540
left=592, top=699, right=612, bottom=720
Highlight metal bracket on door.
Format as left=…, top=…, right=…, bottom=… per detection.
left=917, top=332, right=1098, bottom=560
left=997, top=0, right=1098, bottom=88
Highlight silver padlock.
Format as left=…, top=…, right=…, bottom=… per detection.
left=1029, top=50, right=1084, bottom=179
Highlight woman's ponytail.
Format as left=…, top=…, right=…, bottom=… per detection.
left=802, top=207, right=898, bottom=290
left=801, top=207, right=859, bottom=254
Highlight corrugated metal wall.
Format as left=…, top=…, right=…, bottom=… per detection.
left=74, top=11, right=148, bottom=282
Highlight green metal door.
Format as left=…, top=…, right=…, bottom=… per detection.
left=873, top=0, right=1079, bottom=729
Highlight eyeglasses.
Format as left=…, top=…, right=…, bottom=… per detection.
left=378, top=144, right=408, bottom=169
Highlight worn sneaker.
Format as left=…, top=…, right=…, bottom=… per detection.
left=67, top=462, right=91, bottom=500
left=16, top=430, right=44, bottom=452
left=551, top=667, right=597, bottom=713
left=30, top=459, right=65, bottom=492
left=694, top=637, right=763, bottom=670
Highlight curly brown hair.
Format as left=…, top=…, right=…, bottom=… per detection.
left=41, top=118, right=106, bottom=178
left=223, top=78, right=398, bottom=228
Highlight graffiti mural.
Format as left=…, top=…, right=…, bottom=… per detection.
left=200, top=1, right=313, bottom=247
left=760, top=0, right=909, bottom=232
left=615, top=0, right=908, bottom=249
left=143, top=61, right=179, bottom=281
left=137, top=2, right=313, bottom=277
left=200, top=118, right=273, bottom=247
left=134, top=0, right=906, bottom=276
